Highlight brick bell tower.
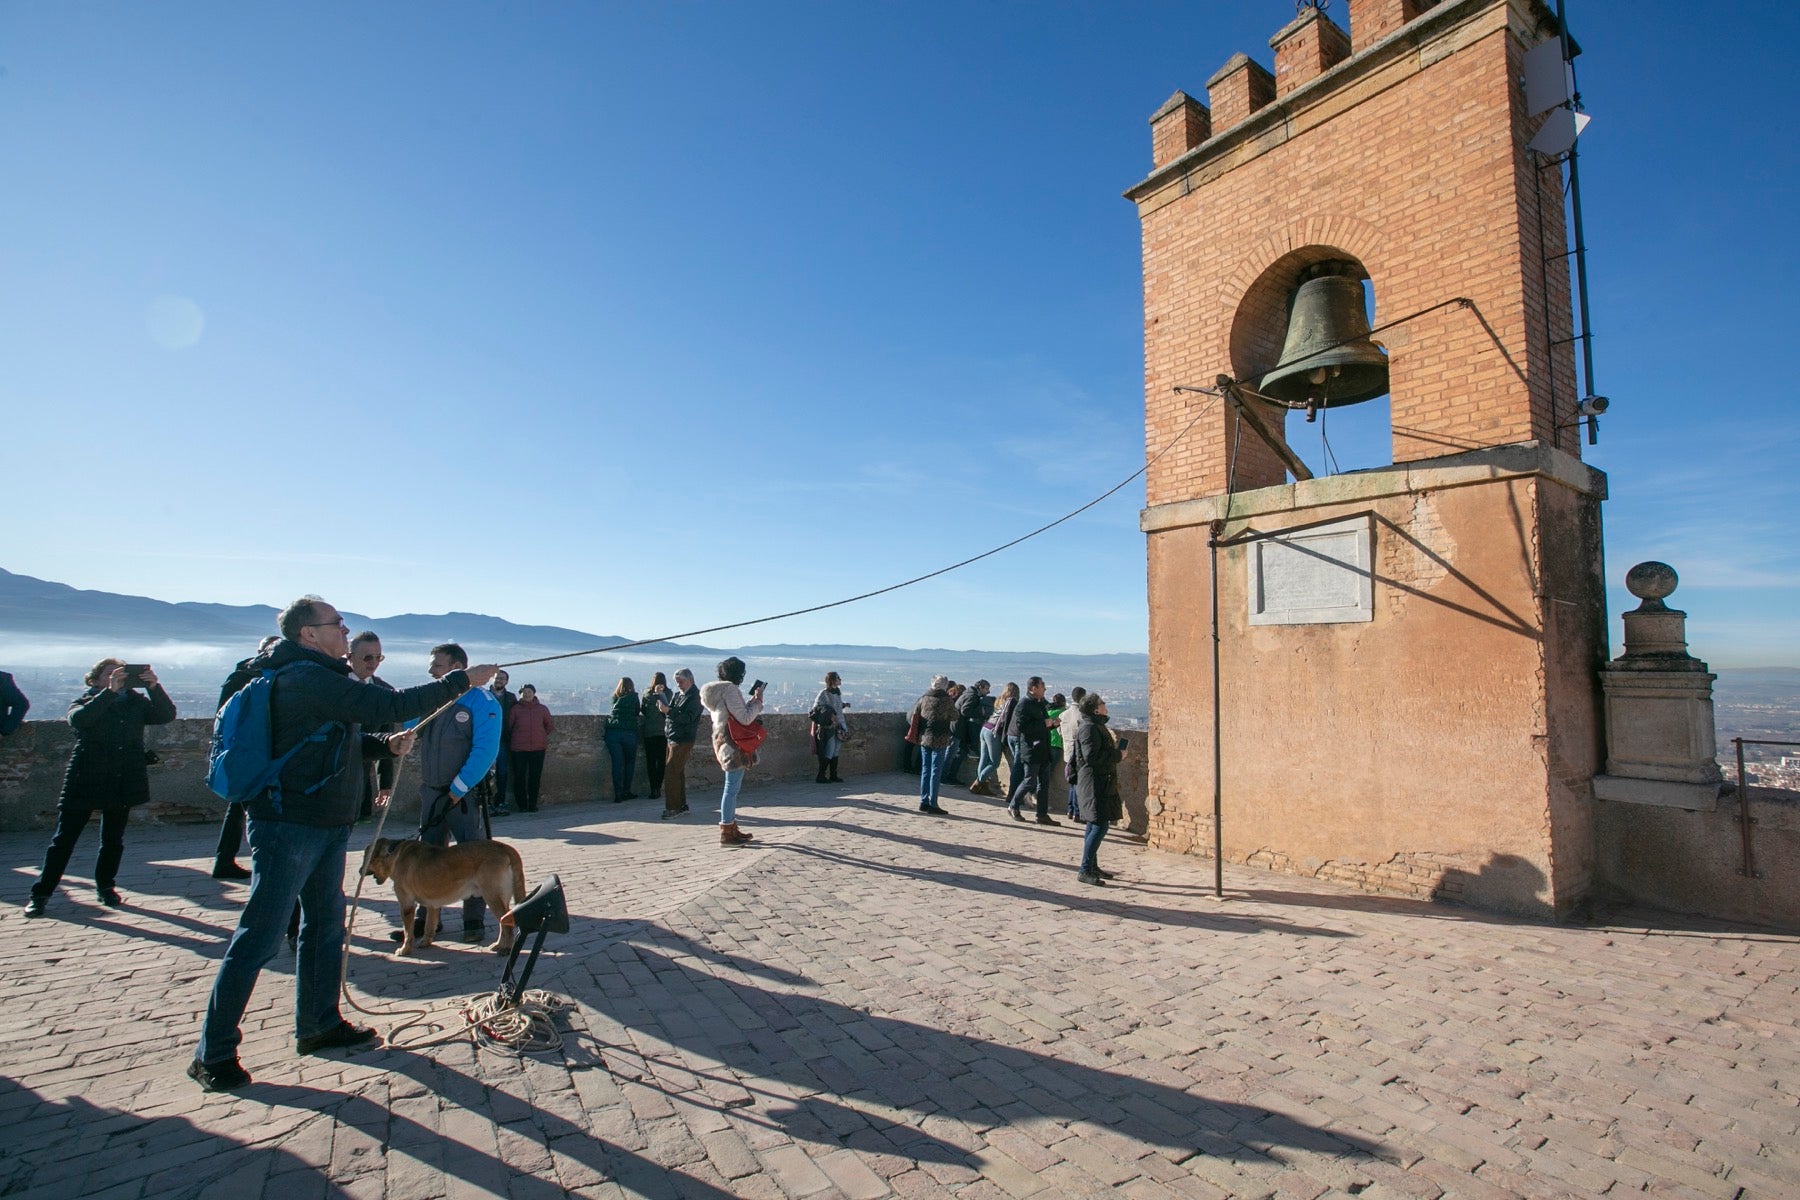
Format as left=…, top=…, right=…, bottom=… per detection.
left=1130, top=0, right=1607, bottom=918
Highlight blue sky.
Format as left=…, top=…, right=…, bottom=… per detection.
left=1, top=1, right=1793, bottom=664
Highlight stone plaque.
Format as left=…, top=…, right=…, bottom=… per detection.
left=1248, top=515, right=1373, bottom=625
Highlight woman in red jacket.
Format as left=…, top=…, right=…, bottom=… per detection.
left=503, top=684, right=555, bottom=812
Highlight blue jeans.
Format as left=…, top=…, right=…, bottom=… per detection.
left=197, top=818, right=351, bottom=1064
left=1081, top=819, right=1108, bottom=875
left=605, top=727, right=638, bottom=800
left=942, top=739, right=967, bottom=784
left=1008, top=740, right=1048, bottom=817
left=719, top=768, right=745, bottom=824
left=918, top=746, right=948, bottom=808
left=976, top=728, right=1002, bottom=784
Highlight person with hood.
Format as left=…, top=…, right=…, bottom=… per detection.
left=1069, top=692, right=1126, bottom=887
left=188, top=595, right=498, bottom=1093
left=909, top=675, right=958, bottom=815
left=23, top=657, right=177, bottom=916
left=700, top=656, right=763, bottom=847
left=504, top=684, right=554, bottom=812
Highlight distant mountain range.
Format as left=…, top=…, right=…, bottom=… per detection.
left=0, top=567, right=1146, bottom=667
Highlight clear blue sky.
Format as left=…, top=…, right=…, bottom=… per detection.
left=2, top=2, right=1793, bottom=664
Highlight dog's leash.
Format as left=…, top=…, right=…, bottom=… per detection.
left=338, top=743, right=561, bottom=1054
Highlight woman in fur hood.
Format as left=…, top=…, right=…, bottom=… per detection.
left=699, top=656, right=765, bottom=847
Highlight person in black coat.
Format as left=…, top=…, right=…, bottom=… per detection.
left=0, top=669, right=29, bottom=736
left=1069, top=692, right=1126, bottom=887
left=24, top=657, right=178, bottom=915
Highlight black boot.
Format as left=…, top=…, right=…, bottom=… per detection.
left=815, top=756, right=829, bottom=784
left=828, top=757, right=841, bottom=782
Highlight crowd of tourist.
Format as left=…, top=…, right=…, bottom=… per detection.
left=1, top=598, right=1131, bottom=1090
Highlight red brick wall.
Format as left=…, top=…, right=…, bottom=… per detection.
left=1133, top=0, right=1579, bottom=506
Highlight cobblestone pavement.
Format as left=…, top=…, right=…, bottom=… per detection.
left=2, top=773, right=1797, bottom=1199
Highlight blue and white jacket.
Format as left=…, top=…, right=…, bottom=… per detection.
left=416, top=686, right=502, bottom=799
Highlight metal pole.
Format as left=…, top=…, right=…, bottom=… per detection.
left=1555, top=0, right=1599, bottom=443
left=1734, top=738, right=1757, bottom=879
left=1209, top=519, right=1225, bottom=899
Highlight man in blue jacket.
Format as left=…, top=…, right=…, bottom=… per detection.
left=404, top=642, right=502, bottom=945
left=189, top=597, right=497, bottom=1092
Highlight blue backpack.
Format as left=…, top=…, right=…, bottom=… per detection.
left=207, top=666, right=344, bottom=813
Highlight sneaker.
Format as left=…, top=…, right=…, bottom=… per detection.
left=1097, top=868, right=1117, bottom=879
left=458, top=926, right=486, bottom=944
left=296, top=1021, right=378, bottom=1055
left=1009, top=808, right=1026, bottom=822
left=211, top=861, right=252, bottom=881
left=659, top=808, right=690, bottom=821
left=917, top=806, right=946, bottom=816
left=1035, top=817, right=1062, bottom=827
left=98, top=889, right=123, bottom=907
left=22, top=897, right=46, bottom=919
left=1077, top=871, right=1105, bottom=886
left=188, top=1057, right=252, bottom=1091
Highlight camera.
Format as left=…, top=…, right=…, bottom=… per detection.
left=120, top=664, right=152, bottom=686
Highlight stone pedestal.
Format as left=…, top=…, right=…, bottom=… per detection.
left=1594, top=562, right=1724, bottom=811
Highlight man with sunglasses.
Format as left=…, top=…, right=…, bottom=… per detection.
left=189, top=595, right=498, bottom=1093
left=348, top=632, right=398, bottom=820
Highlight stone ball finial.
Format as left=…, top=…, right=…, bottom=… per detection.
left=1625, top=561, right=1679, bottom=612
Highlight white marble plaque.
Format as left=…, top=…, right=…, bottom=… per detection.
left=1248, top=516, right=1373, bottom=625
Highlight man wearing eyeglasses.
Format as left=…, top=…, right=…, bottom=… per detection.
left=189, top=595, right=498, bottom=1093
left=348, top=632, right=398, bottom=820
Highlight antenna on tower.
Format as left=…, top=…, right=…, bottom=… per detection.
left=1526, top=0, right=1605, bottom=446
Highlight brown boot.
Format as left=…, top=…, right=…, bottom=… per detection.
left=720, top=822, right=753, bottom=847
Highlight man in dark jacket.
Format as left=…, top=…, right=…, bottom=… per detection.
left=947, top=679, right=988, bottom=787
left=189, top=596, right=497, bottom=1093
left=211, top=635, right=281, bottom=879
left=659, top=668, right=701, bottom=820
left=484, top=669, right=517, bottom=814
left=1005, top=676, right=1059, bottom=826
left=348, top=631, right=398, bottom=821
left=0, top=670, right=28, bottom=736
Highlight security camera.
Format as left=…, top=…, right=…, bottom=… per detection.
left=1576, top=395, right=1610, bottom=417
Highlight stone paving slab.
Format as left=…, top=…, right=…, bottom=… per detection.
left=1, top=772, right=1797, bottom=1198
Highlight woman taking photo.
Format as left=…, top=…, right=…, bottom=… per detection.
left=639, top=672, right=671, bottom=801
left=605, top=677, right=640, bottom=802
left=504, top=684, right=554, bottom=812
left=24, top=658, right=177, bottom=916
left=700, top=656, right=764, bottom=847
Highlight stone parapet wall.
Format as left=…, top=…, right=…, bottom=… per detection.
left=0, top=714, right=1153, bottom=834
left=1596, top=787, right=1800, bottom=932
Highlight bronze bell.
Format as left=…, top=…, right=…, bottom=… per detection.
left=1258, top=267, right=1389, bottom=410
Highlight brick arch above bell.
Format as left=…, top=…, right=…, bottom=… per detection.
left=1224, top=220, right=1390, bottom=386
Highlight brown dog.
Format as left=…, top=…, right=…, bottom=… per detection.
left=359, top=837, right=527, bottom=956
